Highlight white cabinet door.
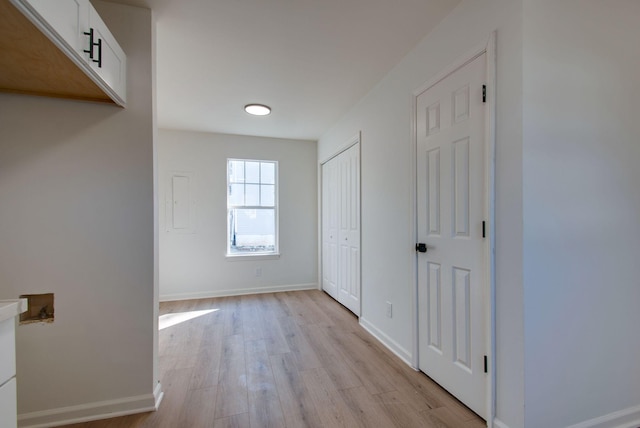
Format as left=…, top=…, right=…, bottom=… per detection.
left=87, top=5, right=127, bottom=104
left=0, top=378, right=17, bottom=428
left=0, top=318, right=16, bottom=386
left=21, top=0, right=88, bottom=54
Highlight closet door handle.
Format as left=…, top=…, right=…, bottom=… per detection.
left=415, top=243, right=427, bottom=253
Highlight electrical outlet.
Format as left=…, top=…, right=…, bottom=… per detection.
left=386, top=301, right=392, bottom=318
left=255, top=267, right=262, bottom=277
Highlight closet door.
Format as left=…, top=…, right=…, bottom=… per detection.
left=337, top=144, right=360, bottom=315
left=321, top=142, right=360, bottom=316
left=321, top=158, right=338, bottom=299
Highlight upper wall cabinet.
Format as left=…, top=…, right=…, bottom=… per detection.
left=0, top=0, right=127, bottom=106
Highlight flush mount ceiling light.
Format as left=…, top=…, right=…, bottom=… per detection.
left=244, top=104, right=271, bottom=116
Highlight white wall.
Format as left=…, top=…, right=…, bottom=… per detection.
left=522, top=1, right=640, bottom=426
left=158, top=129, right=317, bottom=301
left=0, top=2, right=157, bottom=425
left=318, top=1, right=524, bottom=426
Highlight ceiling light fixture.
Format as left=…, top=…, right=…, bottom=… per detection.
left=244, top=104, right=271, bottom=116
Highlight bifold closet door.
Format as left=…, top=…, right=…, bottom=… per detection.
left=322, top=143, right=360, bottom=316
left=321, top=158, right=338, bottom=299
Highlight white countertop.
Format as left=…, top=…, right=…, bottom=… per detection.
left=0, top=299, right=27, bottom=323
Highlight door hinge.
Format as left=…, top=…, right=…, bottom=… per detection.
left=482, top=221, right=486, bottom=238
left=482, top=85, right=487, bottom=103
left=484, top=355, right=488, bottom=373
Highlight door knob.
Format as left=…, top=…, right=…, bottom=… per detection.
left=415, top=243, right=427, bottom=253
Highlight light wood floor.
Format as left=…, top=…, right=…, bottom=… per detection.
left=63, top=290, right=485, bottom=428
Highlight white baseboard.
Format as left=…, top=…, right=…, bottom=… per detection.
left=359, top=317, right=413, bottom=367
left=152, top=382, right=164, bottom=412
left=159, top=283, right=318, bottom=302
left=493, top=418, right=511, bottom=428
left=567, top=404, right=640, bottom=428
left=18, top=382, right=163, bottom=428
left=492, top=404, right=640, bottom=428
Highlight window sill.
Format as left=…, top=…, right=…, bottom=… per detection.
left=226, top=253, right=280, bottom=261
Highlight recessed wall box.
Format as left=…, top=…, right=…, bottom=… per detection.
left=19, top=293, right=54, bottom=324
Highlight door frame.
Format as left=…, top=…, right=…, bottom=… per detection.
left=318, top=132, right=362, bottom=316
left=411, top=32, right=497, bottom=424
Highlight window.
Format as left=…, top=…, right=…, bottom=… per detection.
left=227, top=159, right=278, bottom=256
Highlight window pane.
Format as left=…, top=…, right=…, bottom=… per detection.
left=229, top=160, right=245, bottom=183
left=245, top=162, right=260, bottom=183
left=229, top=183, right=244, bottom=206
left=261, top=184, right=275, bottom=206
left=228, top=209, right=275, bottom=253
left=227, top=158, right=277, bottom=256
left=261, top=162, right=275, bottom=184
left=245, top=184, right=260, bottom=206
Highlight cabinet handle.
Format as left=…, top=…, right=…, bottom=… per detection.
left=93, top=38, right=102, bottom=68
left=83, top=28, right=102, bottom=68
left=83, top=28, right=96, bottom=59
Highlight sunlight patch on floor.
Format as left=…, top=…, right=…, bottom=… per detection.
left=159, top=309, right=219, bottom=330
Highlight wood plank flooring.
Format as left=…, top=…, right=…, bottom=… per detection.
left=62, top=290, right=485, bottom=428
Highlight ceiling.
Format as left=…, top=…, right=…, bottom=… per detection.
left=104, top=0, right=461, bottom=140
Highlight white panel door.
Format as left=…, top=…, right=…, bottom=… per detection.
left=337, top=143, right=360, bottom=316
left=417, top=53, right=487, bottom=418
left=322, top=158, right=339, bottom=299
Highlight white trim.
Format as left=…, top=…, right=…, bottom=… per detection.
left=566, top=404, right=640, bottom=428
left=152, top=21, right=161, bottom=412
left=411, top=31, right=497, bottom=424
left=225, top=253, right=280, bottom=261
left=410, top=68, right=420, bottom=369
left=485, top=30, right=498, bottom=427
left=18, top=383, right=162, bottom=428
left=493, top=418, right=511, bottom=428
left=152, top=381, right=164, bottom=411
left=159, top=283, right=317, bottom=302
left=359, top=317, right=413, bottom=367
left=355, top=138, right=362, bottom=318
left=319, top=132, right=360, bottom=165
left=153, top=381, right=164, bottom=411
left=316, top=155, right=323, bottom=292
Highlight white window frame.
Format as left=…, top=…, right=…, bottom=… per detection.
left=226, top=158, right=279, bottom=260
